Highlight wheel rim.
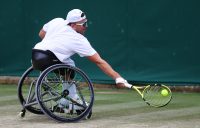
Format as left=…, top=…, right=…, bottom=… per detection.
left=36, top=64, right=94, bottom=122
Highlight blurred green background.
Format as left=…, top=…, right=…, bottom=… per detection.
left=0, top=0, right=200, bottom=84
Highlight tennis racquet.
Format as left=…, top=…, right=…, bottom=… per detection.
left=131, top=84, right=172, bottom=107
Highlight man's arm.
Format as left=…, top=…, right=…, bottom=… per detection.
left=87, top=53, right=132, bottom=88
left=39, top=29, right=46, bottom=39
left=87, top=53, right=121, bottom=80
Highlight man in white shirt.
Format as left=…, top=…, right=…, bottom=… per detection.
left=32, top=9, right=132, bottom=88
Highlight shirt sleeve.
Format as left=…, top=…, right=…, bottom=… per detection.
left=73, top=37, right=97, bottom=57
left=42, top=18, right=64, bottom=32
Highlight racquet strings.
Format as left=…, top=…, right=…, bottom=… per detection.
left=143, top=85, right=172, bottom=107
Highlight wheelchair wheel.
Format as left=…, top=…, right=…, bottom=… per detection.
left=35, top=64, right=94, bottom=122
left=17, top=66, right=43, bottom=115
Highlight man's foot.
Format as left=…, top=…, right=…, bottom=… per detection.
left=53, top=105, right=65, bottom=113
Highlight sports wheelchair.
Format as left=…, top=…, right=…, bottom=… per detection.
left=17, top=64, right=94, bottom=122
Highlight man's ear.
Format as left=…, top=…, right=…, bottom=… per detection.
left=70, top=23, right=76, bottom=27
left=70, top=23, right=77, bottom=30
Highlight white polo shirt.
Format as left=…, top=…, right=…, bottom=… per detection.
left=34, top=18, right=97, bottom=64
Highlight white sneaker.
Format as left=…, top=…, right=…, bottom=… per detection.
left=58, top=97, right=69, bottom=108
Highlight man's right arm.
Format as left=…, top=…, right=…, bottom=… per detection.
left=87, top=53, right=121, bottom=80
left=87, top=53, right=132, bottom=88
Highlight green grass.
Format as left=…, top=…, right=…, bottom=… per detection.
left=0, top=84, right=18, bottom=106
left=0, top=84, right=17, bottom=96
left=93, top=88, right=200, bottom=122
left=0, top=84, right=200, bottom=127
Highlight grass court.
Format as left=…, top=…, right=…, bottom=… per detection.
left=0, top=84, right=199, bottom=128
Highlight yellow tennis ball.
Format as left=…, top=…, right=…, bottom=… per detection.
left=161, top=89, right=169, bottom=96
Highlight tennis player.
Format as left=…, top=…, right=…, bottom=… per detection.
left=32, top=9, right=132, bottom=88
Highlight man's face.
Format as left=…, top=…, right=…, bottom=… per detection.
left=74, top=19, right=88, bottom=35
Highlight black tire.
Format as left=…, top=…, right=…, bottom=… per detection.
left=17, top=66, right=43, bottom=115
left=35, top=64, right=94, bottom=122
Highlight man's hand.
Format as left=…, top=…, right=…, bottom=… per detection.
left=115, top=77, right=132, bottom=88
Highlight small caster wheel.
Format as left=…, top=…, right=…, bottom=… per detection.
left=18, top=109, right=26, bottom=118
left=85, top=110, right=92, bottom=120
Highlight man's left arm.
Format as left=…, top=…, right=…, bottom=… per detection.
left=39, top=29, right=46, bottom=39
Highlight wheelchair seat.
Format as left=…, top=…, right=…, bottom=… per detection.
left=32, top=49, right=61, bottom=71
